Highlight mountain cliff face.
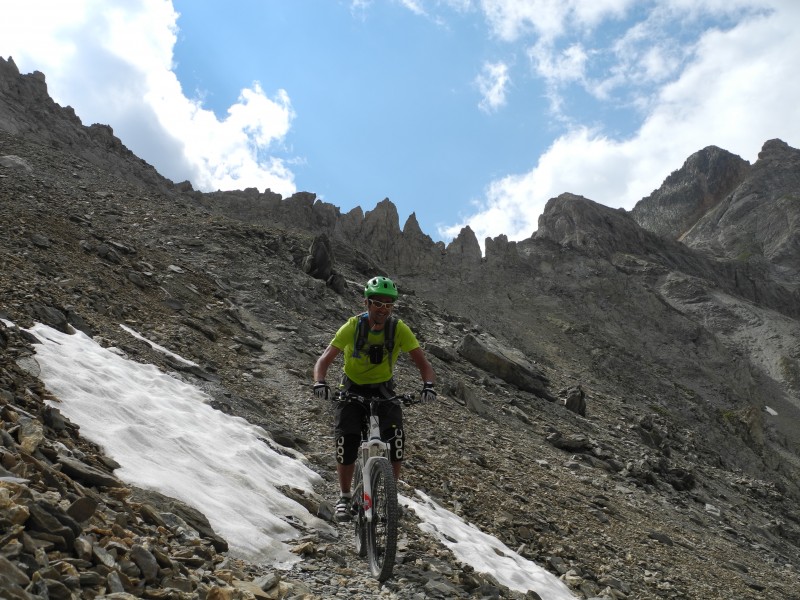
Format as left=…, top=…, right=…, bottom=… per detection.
left=2, top=56, right=800, bottom=599
left=630, top=145, right=750, bottom=240
left=631, top=138, right=800, bottom=290
left=681, top=139, right=800, bottom=288
left=0, top=57, right=173, bottom=193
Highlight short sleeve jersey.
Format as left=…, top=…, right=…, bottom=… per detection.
left=331, top=315, right=420, bottom=385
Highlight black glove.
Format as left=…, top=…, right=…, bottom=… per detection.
left=420, top=382, right=436, bottom=403
left=313, top=381, right=330, bottom=400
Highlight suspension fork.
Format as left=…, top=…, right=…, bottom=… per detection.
left=360, top=406, right=390, bottom=522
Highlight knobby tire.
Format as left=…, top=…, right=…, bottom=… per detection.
left=367, top=457, right=398, bottom=581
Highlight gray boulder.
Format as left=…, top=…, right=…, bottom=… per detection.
left=564, top=384, right=586, bottom=416
left=456, top=333, right=555, bottom=401
left=302, top=234, right=334, bottom=282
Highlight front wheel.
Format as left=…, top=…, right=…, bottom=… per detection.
left=366, top=458, right=398, bottom=581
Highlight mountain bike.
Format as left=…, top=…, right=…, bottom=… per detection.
left=334, top=391, right=419, bottom=582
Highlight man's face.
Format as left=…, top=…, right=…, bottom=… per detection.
left=365, top=294, right=394, bottom=327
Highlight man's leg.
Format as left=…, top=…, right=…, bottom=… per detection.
left=380, top=401, right=404, bottom=481
left=334, top=401, right=362, bottom=495
left=338, top=462, right=355, bottom=493
left=335, top=462, right=356, bottom=522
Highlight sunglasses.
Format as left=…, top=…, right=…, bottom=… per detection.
left=367, top=299, right=395, bottom=309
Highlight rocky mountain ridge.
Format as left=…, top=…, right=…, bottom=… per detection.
left=680, top=139, right=800, bottom=289
left=631, top=139, right=800, bottom=292
left=630, top=145, right=750, bottom=242
left=1, top=56, right=800, bottom=599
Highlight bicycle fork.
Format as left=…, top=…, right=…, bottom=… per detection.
left=359, top=413, right=390, bottom=522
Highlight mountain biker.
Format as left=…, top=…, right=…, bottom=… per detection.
left=313, top=275, right=436, bottom=522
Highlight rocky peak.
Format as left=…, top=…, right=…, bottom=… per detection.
left=395, top=212, right=447, bottom=272
left=630, top=145, right=750, bottom=240
left=0, top=56, right=48, bottom=100
left=757, top=137, right=795, bottom=161
left=0, top=56, right=172, bottom=193
left=351, top=204, right=483, bottom=273
left=361, top=198, right=403, bottom=251
left=681, top=138, right=800, bottom=287
left=535, top=193, right=654, bottom=257
left=444, top=225, right=482, bottom=262
left=0, top=56, right=69, bottom=137
left=533, top=192, right=800, bottom=318
left=484, top=234, right=521, bottom=265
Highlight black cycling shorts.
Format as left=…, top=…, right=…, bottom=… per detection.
left=334, top=382, right=405, bottom=462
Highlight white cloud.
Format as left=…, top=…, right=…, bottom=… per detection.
left=393, top=0, right=475, bottom=16
left=583, top=1, right=772, bottom=103
left=637, top=3, right=800, bottom=158
left=442, top=0, right=474, bottom=11
left=528, top=42, right=588, bottom=85
left=398, top=0, right=428, bottom=16
left=480, top=0, right=567, bottom=42
left=476, top=61, right=511, bottom=112
left=0, top=0, right=296, bottom=196
left=0, top=2, right=88, bottom=70
left=443, top=0, right=800, bottom=247
left=604, top=21, right=685, bottom=91
left=481, top=0, right=777, bottom=115
left=479, top=0, right=633, bottom=43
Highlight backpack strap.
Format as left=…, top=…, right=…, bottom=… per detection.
left=383, top=316, right=397, bottom=355
left=352, top=313, right=370, bottom=358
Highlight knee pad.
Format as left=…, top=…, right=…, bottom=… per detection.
left=389, top=428, right=404, bottom=462
left=336, top=434, right=359, bottom=465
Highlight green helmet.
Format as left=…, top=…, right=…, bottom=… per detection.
left=364, top=276, right=398, bottom=299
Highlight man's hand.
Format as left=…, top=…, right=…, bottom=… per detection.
left=420, top=382, right=436, bottom=403
left=313, top=381, right=330, bottom=400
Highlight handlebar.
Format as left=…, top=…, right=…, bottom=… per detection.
left=333, top=391, right=421, bottom=406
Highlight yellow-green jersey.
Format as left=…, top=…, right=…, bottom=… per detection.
left=331, top=315, right=420, bottom=385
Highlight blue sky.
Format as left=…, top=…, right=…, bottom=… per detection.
left=3, top=1, right=800, bottom=246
